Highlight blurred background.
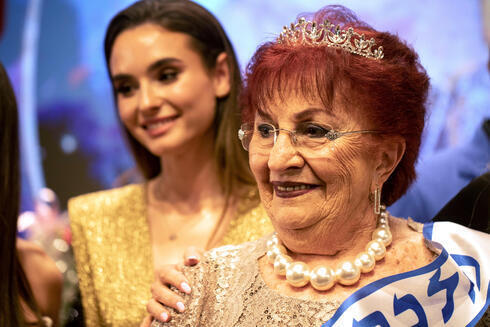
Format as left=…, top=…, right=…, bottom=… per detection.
left=1, top=0, right=488, bottom=212
left=0, top=0, right=489, bottom=323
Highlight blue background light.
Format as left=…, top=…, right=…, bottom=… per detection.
left=1, top=0, right=488, bottom=210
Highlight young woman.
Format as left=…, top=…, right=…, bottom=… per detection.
left=0, top=63, right=62, bottom=326
left=68, top=1, right=272, bottom=326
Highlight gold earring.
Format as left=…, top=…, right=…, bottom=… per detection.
left=374, top=186, right=381, bottom=215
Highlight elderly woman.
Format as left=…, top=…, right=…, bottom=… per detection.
left=150, top=5, right=489, bottom=326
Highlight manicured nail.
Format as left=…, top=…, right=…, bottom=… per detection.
left=176, top=301, right=185, bottom=312
left=181, top=282, right=192, bottom=294
left=160, top=312, right=168, bottom=322
left=187, top=255, right=199, bottom=265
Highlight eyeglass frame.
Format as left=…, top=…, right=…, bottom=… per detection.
left=238, top=122, right=379, bottom=152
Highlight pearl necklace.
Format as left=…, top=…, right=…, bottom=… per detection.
left=266, top=206, right=392, bottom=291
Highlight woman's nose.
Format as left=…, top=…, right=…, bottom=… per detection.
left=267, top=132, right=304, bottom=171
left=138, top=82, right=160, bottom=113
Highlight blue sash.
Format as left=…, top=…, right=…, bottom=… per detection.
left=322, top=222, right=489, bottom=326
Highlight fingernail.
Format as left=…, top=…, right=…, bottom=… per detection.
left=160, top=312, right=168, bottom=322
left=176, top=301, right=185, bottom=312
left=187, top=255, right=199, bottom=265
left=181, top=282, right=192, bottom=294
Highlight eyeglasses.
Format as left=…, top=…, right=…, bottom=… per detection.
left=238, top=122, right=378, bottom=152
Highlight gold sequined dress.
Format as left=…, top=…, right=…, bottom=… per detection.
left=151, top=237, right=341, bottom=327
left=69, top=183, right=273, bottom=327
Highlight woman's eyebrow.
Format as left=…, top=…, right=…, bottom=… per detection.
left=146, top=57, right=181, bottom=73
left=111, top=58, right=182, bottom=82
left=256, top=107, right=273, bottom=120
left=111, top=74, right=131, bottom=84
left=293, top=107, right=336, bottom=121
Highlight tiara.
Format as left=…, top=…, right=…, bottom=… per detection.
left=277, top=17, right=384, bottom=60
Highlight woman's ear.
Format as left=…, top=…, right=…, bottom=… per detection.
left=212, top=52, right=231, bottom=98
left=375, top=136, right=406, bottom=186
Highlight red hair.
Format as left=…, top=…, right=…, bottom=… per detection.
left=242, top=5, right=429, bottom=205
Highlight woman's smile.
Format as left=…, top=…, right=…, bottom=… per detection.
left=142, top=115, right=180, bottom=138
left=271, top=181, right=319, bottom=198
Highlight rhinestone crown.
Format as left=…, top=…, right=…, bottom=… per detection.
left=278, top=17, right=384, bottom=60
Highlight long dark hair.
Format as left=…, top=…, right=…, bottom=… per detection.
left=104, top=0, right=255, bottom=199
left=0, top=63, right=44, bottom=326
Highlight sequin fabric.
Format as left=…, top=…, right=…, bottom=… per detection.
left=151, top=237, right=341, bottom=327
left=69, top=184, right=273, bottom=327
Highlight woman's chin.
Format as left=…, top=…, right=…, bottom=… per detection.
left=146, top=138, right=195, bottom=157
left=269, top=210, right=319, bottom=232
left=273, top=228, right=321, bottom=254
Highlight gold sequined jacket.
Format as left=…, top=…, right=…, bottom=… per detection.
left=69, top=183, right=273, bottom=327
